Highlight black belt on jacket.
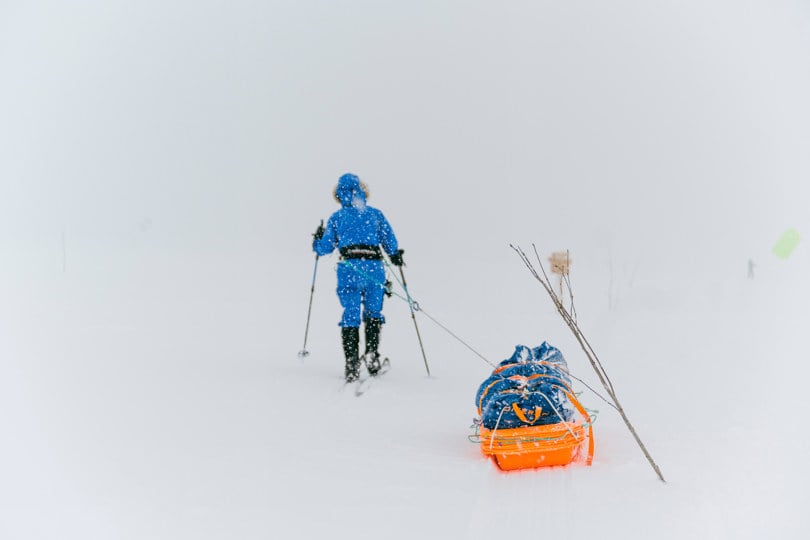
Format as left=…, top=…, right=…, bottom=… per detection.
left=340, top=244, right=382, bottom=260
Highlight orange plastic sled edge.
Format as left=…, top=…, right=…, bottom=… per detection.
left=478, top=390, right=594, bottom=471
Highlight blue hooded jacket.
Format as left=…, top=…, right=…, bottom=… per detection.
left=313, top=173, right=399, bottom=257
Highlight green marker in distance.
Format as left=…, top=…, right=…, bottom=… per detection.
left=773, top=228, right=801, bottom=259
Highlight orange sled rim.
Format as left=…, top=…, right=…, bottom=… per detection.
left=478, top=390, right=595, bottom=471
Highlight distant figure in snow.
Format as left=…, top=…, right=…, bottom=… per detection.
left=312, top=173, right=404, bottom=382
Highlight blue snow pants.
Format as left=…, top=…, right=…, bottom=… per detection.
left=336, top=259, right=386, bottom=327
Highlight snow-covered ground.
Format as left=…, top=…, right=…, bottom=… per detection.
left=2, top=2, right=809, bottom=539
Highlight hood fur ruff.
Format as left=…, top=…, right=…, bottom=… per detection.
left=333, top=178, right=369, bottom=204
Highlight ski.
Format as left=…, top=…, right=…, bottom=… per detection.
left=354, top=357, right=390, bottom=397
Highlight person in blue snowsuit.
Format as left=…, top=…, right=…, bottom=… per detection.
left=312, top=173, right=404, bottom=382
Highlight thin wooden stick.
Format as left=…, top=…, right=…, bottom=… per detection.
left=510, top=244, right=666, bottom=483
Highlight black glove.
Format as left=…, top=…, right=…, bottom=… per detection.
left=311, top=221, right=325, bottom=250
left=312, top=221, right=325, bottom=241
left=389, top=249, right=405, bottom=267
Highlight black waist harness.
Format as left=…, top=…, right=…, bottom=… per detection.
left=340, top=244, right=382, bottom=260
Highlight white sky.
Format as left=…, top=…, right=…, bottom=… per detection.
left=1, top=0, right=809, bottom=270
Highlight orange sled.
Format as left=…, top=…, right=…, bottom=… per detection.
left=476, top=392, right=595, bottom=471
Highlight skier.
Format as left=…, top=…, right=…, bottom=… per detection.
left=312, top=173, right=404, bottom=382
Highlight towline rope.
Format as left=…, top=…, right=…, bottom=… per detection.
left=340, top=259, right=496, bottom=368
left=342, top=258, right=620, bottom=412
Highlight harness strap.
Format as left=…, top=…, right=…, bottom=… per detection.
left=562, top=389, right=595, bottom=465
left=477, top=372, right=575, bottom=415
left=340, top=244, right=382, bottom=260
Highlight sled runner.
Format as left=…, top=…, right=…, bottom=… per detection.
left=471, top=342, right=595, bottom=471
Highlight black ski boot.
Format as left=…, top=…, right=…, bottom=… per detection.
left=342, top=326, right=361, bottom=382
left=364, top=318, right=383, bottom=375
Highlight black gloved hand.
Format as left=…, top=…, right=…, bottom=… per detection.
left=312, top=221, right=325, bottom=241
left=389, top=249, right=405, bottom=267
left=312, top=220, right=326, bottom=242
left=311, top=221, right=325, bottom=250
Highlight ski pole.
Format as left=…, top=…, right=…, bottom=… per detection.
left=299, top=228, right=322, bottom=357
left=398, top=265, right=431, bottom=376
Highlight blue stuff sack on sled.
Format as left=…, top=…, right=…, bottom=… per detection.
left=475, top=341, right=575, bottom=430
left=471, top=340, right=596, bottom=471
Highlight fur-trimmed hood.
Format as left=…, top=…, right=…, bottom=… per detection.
left=333, top=173, right=369, bottom=208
